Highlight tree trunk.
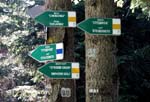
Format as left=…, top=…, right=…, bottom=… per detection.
left=85, top=0, right=119, bottom=102
left=44, top=0, right=76, bottom=102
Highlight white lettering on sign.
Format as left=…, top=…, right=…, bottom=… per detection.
left=62, top=66, right=70, bottom=69
left=63, top=73, right=70, bottom=75
left=55, top=63, right=67, bottom=66
left=93, top=21, right=108, bottom=25
left=50, top=66, right=61, bottom=69
left=92, top=29, right=110, bottom=33
left=41, top=48, right=53, bottom=52
left=49, top=22, right=64, bottom=26
left=51, top=72, right=63, bottom=76
left=61, top=88, right=71, bottom=97
left=40, top=55, right=54, bottom=60
left=49, top=14, right=65, bottom=18
left=45, top=53, right=50, bottom=56
left=50, top=66, right=70, bottom=70
left=97, top=19, right=104, bottom=21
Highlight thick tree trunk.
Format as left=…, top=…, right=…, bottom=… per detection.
left=85, top=0, right=119, bottom=102
left=44, top=0, right=76, bottom=102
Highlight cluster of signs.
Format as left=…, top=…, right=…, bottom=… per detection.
left=27, top=6, right=121, bottom=79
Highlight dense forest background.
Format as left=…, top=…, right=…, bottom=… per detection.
left=0, top=0, right=150, bottom=102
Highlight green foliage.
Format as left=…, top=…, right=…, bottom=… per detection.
left=0, top=0, right=46, bottom=101
left=31, top=71, right=44, bottom=83
left=117, top=1, right=150, bottom=101
left=0, top=65, right=12, bottom=77
left=73, top=0, right=85, bottom=22
left=131, top=0, right=150, bottom=16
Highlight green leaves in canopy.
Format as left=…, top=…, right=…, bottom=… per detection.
left=130, top=0, right=150, bottom=17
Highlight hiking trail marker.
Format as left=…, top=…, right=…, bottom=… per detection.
left=61, top=88, right=71, bottom=97
left=38, top=62, right=80, bottom=79
left=34, top=11, right=76, bottom=27
left=77, top=18, right=121, bottom=35
left=29, top=43, right=63, bottom=62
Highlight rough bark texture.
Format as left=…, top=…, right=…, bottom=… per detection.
left=85, top=0, right=119, bottom=102
left=44, top=0, right=76, bottom=102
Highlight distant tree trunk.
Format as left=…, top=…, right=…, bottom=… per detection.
left=85, top=0, right=119, bottom=102
left=44, top=0, right=76, bottom=102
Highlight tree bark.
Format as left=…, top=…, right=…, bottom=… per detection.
left=44, top=0, right=76, bottom=102
left=85, top=0, right=119, bottom=102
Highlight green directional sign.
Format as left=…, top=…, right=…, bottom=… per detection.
left=29, top=43, right=63, bottom=62
left=35, top=11, right=76, bottom=27
left=77, top=18, right=121, bottom=35
left=39, top=62, right=80, bottom=79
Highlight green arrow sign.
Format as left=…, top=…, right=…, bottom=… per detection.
left=29, top=43, right=63, bottom=62
left=35, top=11, right=76, bottom=27
left=77, top=18, right=121, bottom=35
left=39, top=62, right=80, bottom=79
